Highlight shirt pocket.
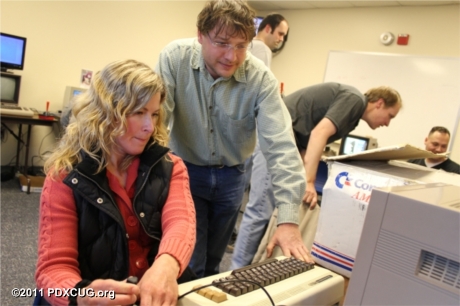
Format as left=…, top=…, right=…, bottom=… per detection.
left=220, top=112, right=255, bottom=145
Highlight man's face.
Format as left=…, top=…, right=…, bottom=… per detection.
left=197, top=29, right=249, bottom=79
left=366, top=99, right=401, bottom=130
left=264, top=20, right=289, bottom=50
left=425, top=131, right=450, bottom=154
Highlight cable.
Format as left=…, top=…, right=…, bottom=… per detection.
left=30, top=128, right=55, bottom=175
left=177, top=279, right=275, bottom=306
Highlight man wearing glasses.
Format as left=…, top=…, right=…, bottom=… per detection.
left=155, top=0, right=312, bottom=278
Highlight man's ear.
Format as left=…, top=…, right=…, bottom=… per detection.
left=197, top=30, right=203, bottom=44
left=264, top=25, right=272, bottom=34
left=376, top=98, right=384, bottom=109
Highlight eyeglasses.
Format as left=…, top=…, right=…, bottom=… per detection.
left=207, top=33, right=252, bottom=53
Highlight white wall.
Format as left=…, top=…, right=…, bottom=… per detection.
left=1, top=1, right=206, bottom=167
left=1, top=2, right=459, bottom=166
left=262, top=4, right=460, bottom=161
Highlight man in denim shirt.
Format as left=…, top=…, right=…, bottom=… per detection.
left=155, top=0, right=311, bottom=277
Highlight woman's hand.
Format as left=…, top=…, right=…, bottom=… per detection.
left=76, top=279, right=139, bottom=305
left=138, top=254, right=180, bottom=306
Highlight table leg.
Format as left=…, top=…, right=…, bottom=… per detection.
left=16, top=124, right=22, bottom=172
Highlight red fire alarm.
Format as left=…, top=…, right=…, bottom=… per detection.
left=397, top=34, right=410, bottom=45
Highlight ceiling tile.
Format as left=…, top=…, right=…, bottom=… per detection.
left=398, top=1, right=459, bottom=5
left=247, top=0, right=459, bottom=11
left=351, top=1, right=400, bottom=7
left=267, top=1, right=316, bottom=9
left=247, top=1, right=284, bottom=11
left=306, top=1, right=355, bottom=8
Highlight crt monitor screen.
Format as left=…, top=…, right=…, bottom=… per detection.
left=0, top=33, right=27, bottom=71
left=339, top=134, right=369, bottom=155
left=0, top=73, right=21, bottom=104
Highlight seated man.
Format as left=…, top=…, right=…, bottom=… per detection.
left=408, top=126, right=460, bottom=174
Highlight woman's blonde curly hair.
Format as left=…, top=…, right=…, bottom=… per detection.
left=45, top=59, right=168, bottom=178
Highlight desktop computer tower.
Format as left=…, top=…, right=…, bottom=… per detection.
left=345, top=183, right=460, bottom=305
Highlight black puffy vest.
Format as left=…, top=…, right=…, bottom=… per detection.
left=63, top=142, right=172, bottom=281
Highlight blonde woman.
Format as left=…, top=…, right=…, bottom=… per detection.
left=35, top=59, right=196, bottom=305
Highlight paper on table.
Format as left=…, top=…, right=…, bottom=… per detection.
left=323, top=144, right=448, bottom=162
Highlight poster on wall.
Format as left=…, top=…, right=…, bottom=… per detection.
left=80, top=69, right=93, bottom=88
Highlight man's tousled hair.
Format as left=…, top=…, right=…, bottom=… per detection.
left=197, top=0, right=256, bottom=41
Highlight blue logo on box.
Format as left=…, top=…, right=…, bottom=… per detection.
left=335, top=172, right=352, bottom=189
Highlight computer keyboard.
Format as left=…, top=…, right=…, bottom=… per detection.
left=0, top=104, right=34, bottom=117
left=212, top=257, right=314, bottom=297
left=178, top=256, right=345, bottom=306
left=1, top=104, right=22, bottom=110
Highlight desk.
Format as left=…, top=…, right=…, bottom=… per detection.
left=1, top=114, right=59, bottom=177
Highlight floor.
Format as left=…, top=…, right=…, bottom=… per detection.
left=1, top=177, right=41, bottom=306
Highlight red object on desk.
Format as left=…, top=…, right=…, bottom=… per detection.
left=39, top=114, right=55, bottom=120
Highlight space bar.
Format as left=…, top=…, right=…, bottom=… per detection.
left=231, top=258, right=279, bottom=275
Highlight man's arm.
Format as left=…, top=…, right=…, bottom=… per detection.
left=301, top=117, right=337, bottom=208
left=254, top=76, right=311, bottom=262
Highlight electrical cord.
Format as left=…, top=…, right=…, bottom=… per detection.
left=177, top=279, right=275, bottom=306
left=30, top=128, right=55, bottom=175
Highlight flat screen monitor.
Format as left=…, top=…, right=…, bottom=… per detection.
left=339, top=134, right=372, bottom=155
left=0, top=32, right=27, bottom=72
left=0, top=73, right=21, bottom=104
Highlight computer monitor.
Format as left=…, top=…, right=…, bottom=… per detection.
left=0, top=32, right=27, bottom=72
left=254, top=16, right=264, bottom=34
left=339, top=134, right=378, bottom=155
left=61, top=86, right=87, bottom=128
left=62, top=86, right=86, bottom=110
left=1, top=72, right=21, bottom=104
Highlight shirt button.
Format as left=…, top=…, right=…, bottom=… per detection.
left=71, top=178, right=78, bottom=184
left=212, top=152, right=215, bottom=156
left=136, top=259, right=147, bottom=269
left=209, top=106, right=213, bottom=110
left=139, top=212, right=145, bottom=218
left=126, top=233, right=129, bottom=239
left=97, top=198, right=103, bottom=204
left=127, top=216, right=138, bottom=227
left=129, top=240, right=138, bottom=250
left=210, top=129, right=213, bottom=133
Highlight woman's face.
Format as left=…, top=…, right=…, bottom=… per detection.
left=114, top=92, right=161, bottom=159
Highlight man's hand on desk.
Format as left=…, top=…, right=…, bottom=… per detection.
left=266, top=223, right=315, bottom=264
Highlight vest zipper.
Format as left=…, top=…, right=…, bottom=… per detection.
left=132, top=150, right=169, bottom=241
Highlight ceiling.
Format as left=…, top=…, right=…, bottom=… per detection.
left=247, top=1, right=460, bottom=11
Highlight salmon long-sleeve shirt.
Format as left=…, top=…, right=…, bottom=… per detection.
left=35, top=153, right=196, bottom=305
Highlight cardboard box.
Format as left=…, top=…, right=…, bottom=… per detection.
left=18, top=174, right=45, bottom=193
left=311, top=145, right=460, bottom=278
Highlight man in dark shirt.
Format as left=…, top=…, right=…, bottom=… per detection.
left=286, top=82, right=402, bottom=207
left=231, top=82, right=402, bottom=268
left=408, top=126, right=460, bottom=174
